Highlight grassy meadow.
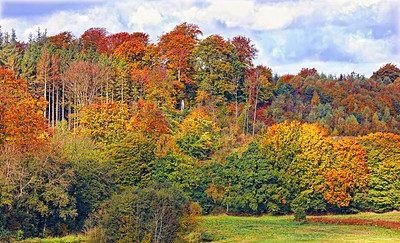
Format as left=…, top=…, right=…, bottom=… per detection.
left=199, top=211, right=400, bottom=242
left=19, top=212, right=400, bottom=242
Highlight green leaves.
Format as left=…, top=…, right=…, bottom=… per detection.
left=108, top=132, right=156, bottom=189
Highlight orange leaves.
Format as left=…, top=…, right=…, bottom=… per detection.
left=113, top=41, right=158, bottom=70
left=158, top=23, right=202, bottom=87
left=0, top=68, right=49, bottom=146
left=298, top=68, right=317, bottom=79
left=324, top=138, right=370, bottom=207
left=371, top=63, right=400, bottom=83
left=127, top=100, right=169, bottom=139
left=48, top=31, right=76, bottom=49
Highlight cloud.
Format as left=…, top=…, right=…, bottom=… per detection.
left=0, top=0, right=398, bottom=77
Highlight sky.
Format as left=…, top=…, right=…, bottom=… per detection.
left=0, top=0, right=399, bottom=77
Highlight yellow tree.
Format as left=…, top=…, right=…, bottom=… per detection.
left=260, top=121, right=370, bottom=213
left=75, top=101, right=131, bottom=146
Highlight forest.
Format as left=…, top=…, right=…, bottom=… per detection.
left=1, top=22, right=400, bottom=242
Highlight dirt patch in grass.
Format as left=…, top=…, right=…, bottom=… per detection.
left=307, top=217, right=400, bottom=229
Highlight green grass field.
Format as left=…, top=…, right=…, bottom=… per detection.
left=20, top=212, right=400, bottom=242
left=200, top=212, right=400, bottom=242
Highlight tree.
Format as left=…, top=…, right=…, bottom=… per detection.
left=371, top=63, right=400, bottom=83
left=231, top=35, right=257, bottom=68
left=324, top=138, right=370, bottom=208
left=358, top=132, right=400, bottom=212
left=48, top=31, right=76, bottom=49
left=127, top=99, right=169, bottom=140
left=80, top=27, right=107, bottom=52
left=36, top=49, right=51, bottom=119
left=175, top=109, right=219, bottom=160
left=0, top=142, right=76, bottom=238
left=259, top=121, right=370, bottom=214
left=158, top=23, right=201, bottom=84
left=113, top=41, right=156, bottom=70
left=194, top=35, right=242, bottom=103
left=0, top=68, right=49, bottom=146
left=108, top=132, right=156, bottom=189
left=97, top=182, right=201, bottom=242
left=75, top=101, right=131, bottom=146
left=298, top=68, right=317, bottom=79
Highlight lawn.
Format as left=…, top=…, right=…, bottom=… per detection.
left=200, top=212, right=400, bottom=242
left=19, top=212, right=400, bottom=242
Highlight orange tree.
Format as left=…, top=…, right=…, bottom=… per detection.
left=0, top=68, right=49, bottom=146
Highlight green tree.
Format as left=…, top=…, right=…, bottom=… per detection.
left=108, top=133, right=156, bottom=189
left=358, top=132, right=400, bottom=212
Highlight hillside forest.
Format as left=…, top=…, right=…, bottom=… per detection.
left=1, top=23, right=400, bottom=241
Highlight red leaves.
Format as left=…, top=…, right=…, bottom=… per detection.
left=231, top=36, right=258, bottom=68
left=128, top=100, right=169, bottom=139
left=307, top=217, right=400, bottom=229
left=81, top=27, right=107, bottom=52
left=298, top=68, right=317, bottom=79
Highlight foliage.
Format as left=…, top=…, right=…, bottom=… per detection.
left=76, top=101, right=131, bottom=146
left=96, top=182, right=201, bottom=242
left=259, top=121, right=370, bottom=213
left=107, top=132, right=156, bottom=189
left=358, top=132, right=400, bottom=212
left=175, top=109, right=220, bottom=160
left=0, top=68, right=49, bottom=146
left=293, top=207, right=306, bottom=222
left=371, top=63, right=400, bottom=83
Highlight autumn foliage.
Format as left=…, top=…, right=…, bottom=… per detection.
left=0, top=69, right=49, bottom=146
left=1, top=23, right=400, bottom=240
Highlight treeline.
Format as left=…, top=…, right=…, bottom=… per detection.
left=1, top=24, right=400, bottom=136
left=1, top=23, right=400, bottom=241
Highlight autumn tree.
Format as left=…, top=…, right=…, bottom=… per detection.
left=371, top=63, right=400, bottom=83
left=158, top=23, right=202, bottom=104
left=0, top=68, right=49, bottom=146
left=48, top=31, right=76, bottom=49
left=231, top=35, right=257, bottom=69
left=298, top=68, right=317, bottom=79
left=76, top=101, right=131, bottom=146
left=127, top=99, right=169, bottom=139
left=194, top=35, right=242, bottom=103
left=80, top=27, right=107, bottom=52
left=259, top=121, right=370, bottom=214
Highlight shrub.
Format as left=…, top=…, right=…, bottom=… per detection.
left=94, top=182, right=201, bottom=242
left=293, top=207, right=306, bottom=222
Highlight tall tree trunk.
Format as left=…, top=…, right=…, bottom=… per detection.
left=62, top=78, right=65, bottom=123
left=56, top=86, right=59, bottom=125
left=252, top=86, right=259, bottom=136
left=52, top=81, right=55, bottom=128
left=44, top=77, right=47, bottom=118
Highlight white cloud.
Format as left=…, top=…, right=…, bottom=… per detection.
left=0, top=0, right=398, bottom=77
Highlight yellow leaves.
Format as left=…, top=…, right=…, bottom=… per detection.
left=76, top=101, right=131, bottom=146
left=261, top=120, right=371, bottom=208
